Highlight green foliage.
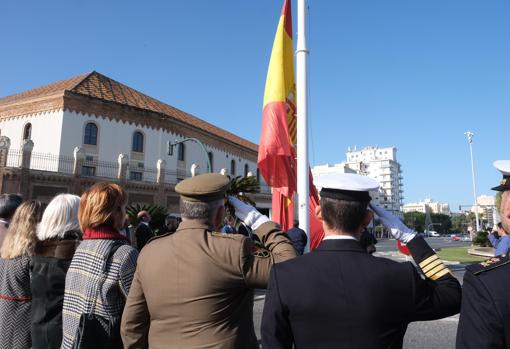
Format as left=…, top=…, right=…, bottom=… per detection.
left=472, top=230, right=491, bottom=247
left=404, top=211, right=452, bottom=234
left=226, top=175, right=260, bottom=206
left=451, top=214, right=469, bottom=232
left=225, top=175, right=260, bottom=230
left=430, top=213, right=452, bottom=234
left=404, top=212, right=425, bottom=232
left=437, top=246, right=486, bottom=263
left=126, top=203, right=168, bottom=232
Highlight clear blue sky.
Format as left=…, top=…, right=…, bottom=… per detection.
left=2, top=0, right=509, bottom=211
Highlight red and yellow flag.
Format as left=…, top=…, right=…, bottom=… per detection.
left=258, top=0, right=324, bottom=248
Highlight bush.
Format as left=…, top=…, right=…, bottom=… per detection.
left=472, top=231, right=491, bottom=247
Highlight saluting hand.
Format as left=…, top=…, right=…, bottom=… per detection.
left=370, top=204, right=416, bottom=244
left=228, top=196, right=269, bottom=230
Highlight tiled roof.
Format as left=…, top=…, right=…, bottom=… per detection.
left=0, top=72, right=258, bottom=152
left=0, top=73, right=89, bottom=105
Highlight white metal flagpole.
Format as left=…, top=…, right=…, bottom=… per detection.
left=296, top=0, right=310, bottom=252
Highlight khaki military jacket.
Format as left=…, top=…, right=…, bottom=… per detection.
left=121, top=220, right=297, bottom=349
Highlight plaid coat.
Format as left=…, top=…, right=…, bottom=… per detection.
left=61, top=239, right=138, bottom=349
left=0, top=255, right=32, bottom=349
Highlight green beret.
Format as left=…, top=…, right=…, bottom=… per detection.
left=175, top=173, right=230, bottom=202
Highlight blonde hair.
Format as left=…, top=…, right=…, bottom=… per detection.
left=79, top=182, right=127, bottom=231
left=1, top=200, right=42, bottom=259
left=37, top=194, right=81, bottom=240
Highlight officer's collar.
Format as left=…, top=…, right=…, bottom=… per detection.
left=176, top=219, right=213, bottom=232
left=315, top=238, right=366, bottom=253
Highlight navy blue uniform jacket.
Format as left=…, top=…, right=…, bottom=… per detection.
left=261, top=236, right=461, bottom=349
left=456, top=255, right=510, bottom=348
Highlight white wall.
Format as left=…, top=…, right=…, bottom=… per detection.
left=0, top=110, right=64, bottom=154
left=60, top=110, right=260, bottom=181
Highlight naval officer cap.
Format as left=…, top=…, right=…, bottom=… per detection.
left=491, top=160, right=510, bottom=192
left=175, top=173, right=230, bottom=202
left=315, top=173, right=380, bottom=202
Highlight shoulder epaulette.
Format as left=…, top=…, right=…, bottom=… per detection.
left=210, top=231, right=244, bottom=240
left=467, top=254, right=510, bottom=275
left=147, top=232, right=172, bottom=244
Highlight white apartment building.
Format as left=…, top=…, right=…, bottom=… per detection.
left=472, top=195, right=498, bottom=228
left=403, top=199, right=451, bottom=216
left=312, top=146, right=403, bottom=216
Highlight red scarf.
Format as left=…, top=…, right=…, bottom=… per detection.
left=83, top=225, right=130, bottom=242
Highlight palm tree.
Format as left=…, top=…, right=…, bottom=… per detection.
left=225, top=175, right=261, bottom=234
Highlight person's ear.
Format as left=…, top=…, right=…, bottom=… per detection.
left=315, top=205, right=323, bottom=222
left=362, top=209, right=374, bottom=227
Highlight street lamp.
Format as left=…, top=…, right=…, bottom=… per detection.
left=168, top=138, right=212, bottom=173
left=464, top=131, right=480, bottom=233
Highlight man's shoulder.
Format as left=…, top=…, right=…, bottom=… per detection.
left=274, top=249, right=412, bottom=276
left=466, top=254, right=510, bottom=277
left=135, top=223, right=149, bottom=231
left=287, top=227, right=306, bottom=236
left=145, top=232, right=173, bottom=245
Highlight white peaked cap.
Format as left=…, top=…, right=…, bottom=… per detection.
left=315, top=173, right=380, bottom=192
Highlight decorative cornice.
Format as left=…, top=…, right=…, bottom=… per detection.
left=0, top=93, right=64, bottom=120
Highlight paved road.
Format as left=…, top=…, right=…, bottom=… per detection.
left=253, top=238, right=473, bottom=348
left=376, top=237, right=472, bottom=252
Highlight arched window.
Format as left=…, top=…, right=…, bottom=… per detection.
left=230, top=159, right=236, bottom=175
left=83, top=123, right=98, bottom=145
left=132, top=131, right=144, bottom=152
left=23, top=123, right=32, bottom=141
left=244, top=164, right=249, bottom=177
left=208, top=152, right=214, bottom=172
left=177, top=143, right=185, bottom=161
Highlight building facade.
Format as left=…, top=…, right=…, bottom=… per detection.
left=403, top=199, right=451, bottom=216
left=472, top=195, right=497, bottom=228
left=312, top=146, right=404, bottom=216
left=0, top=72, right=271, bottom=212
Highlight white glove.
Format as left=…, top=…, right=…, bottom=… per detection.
left=370, top=204, right=416, bottom=244
left=228, top=196, right=269, bottom=230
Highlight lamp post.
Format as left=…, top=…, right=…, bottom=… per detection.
left=464, top=131, right=480, bottom=233
left=168, top=138, right=212, bottom=173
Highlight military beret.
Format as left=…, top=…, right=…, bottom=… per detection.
left=175, top=173, right=230, bottom=202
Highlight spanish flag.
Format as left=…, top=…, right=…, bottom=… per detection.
left=258, top=0, right=324, bottom=249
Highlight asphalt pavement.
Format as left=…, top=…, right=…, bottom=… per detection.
left=253, top=237, right=473, bottom=348
left=376, top=236, right=472, bottom=253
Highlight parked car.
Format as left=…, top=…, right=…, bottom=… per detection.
left=451, top=235, right=461, bottom=241
left=429, top=231, right=441, bottom=237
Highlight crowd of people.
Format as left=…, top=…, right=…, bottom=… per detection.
left=0, top=161, right=508, bottom=348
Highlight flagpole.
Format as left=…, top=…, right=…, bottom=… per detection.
left=296, top=0, right=310, bottom=252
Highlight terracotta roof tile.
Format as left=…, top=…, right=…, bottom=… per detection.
left=0, top=72, right=258, bottom=152
left=0, top=73, right=89, bottom=105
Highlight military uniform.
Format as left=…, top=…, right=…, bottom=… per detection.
left=456, top=160, right=510, bottom=348
left=120, top=173, right=297, bottom=349
left=456, top=255, right=510, bottom=348
left=262, top=236, right=461, bottom=348
left=262, top=173, right=461, bottom=349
